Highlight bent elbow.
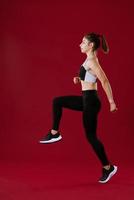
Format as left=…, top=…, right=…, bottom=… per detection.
left=101, top=78, right=109, bottom=87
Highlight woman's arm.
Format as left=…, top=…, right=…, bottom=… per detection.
left=89, top=60, right=117, bottom=112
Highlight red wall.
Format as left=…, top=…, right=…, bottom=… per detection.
left=1, top=0, right=134, bottom=164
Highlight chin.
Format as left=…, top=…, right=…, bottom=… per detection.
left=80, top=49, right=85, bottom=53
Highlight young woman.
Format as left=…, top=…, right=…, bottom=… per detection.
left=39, top=32, right=118, bottom=183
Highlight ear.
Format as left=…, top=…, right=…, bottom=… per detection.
left=88, top=42, right=94, bottom=48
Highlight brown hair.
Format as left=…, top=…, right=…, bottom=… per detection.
left=84, top=32, right=109, bottom=54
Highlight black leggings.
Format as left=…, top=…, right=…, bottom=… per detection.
left=52, top=90, right=109, bottom=166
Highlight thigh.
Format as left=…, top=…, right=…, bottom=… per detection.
left=82, top=98, right=101, bottom=135
left=54, top=95, right=83, bottom=111
left=83, top=107, right=98, bottom=137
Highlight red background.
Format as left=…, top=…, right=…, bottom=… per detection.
left=1, top=0, right=134, bottom=164
left=0, top=1, right=134, bottom=199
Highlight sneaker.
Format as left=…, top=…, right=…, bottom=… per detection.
left=99, top=165, right=118, bottom=183
left=39, top=131, right=62, bottom=144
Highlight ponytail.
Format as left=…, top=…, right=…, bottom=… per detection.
left=100, top=35, right=109, bottom=54
left=84, top=32, right=109, bottom=53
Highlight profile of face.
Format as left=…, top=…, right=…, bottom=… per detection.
left=79, top=37, right=93, bottom=53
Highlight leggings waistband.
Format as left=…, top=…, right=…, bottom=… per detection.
left=82, top=90, right=98, bottom=95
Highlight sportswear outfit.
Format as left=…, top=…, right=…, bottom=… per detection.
left=39, top=61, right=118, bottom=183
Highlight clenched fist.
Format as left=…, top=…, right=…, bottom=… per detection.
left=73, top=77, right=80, bottom=84
left=110, top=102, right=118, bottom=112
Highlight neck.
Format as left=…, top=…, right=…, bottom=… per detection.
left=86, top=50, right=97, bottom=59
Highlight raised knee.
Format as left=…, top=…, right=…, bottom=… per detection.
left=53, top=97, right=61, bottom=106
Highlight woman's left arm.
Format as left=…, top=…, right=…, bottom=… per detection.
left=89, top=60, right=118, bottom=112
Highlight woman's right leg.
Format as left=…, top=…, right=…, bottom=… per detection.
left=52, top=95, right=83, bottom=131
left=39, top=95, right=83, bottom=143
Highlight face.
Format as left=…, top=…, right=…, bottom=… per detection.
left=79, top=37, right=93, bottom=53
left=79, top=37, right=90, bottom=53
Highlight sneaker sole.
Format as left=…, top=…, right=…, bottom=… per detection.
left=99, top=165, right=118, bottom=184
left=39, top=135, right=62, bottom=144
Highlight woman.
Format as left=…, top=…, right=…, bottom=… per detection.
left=39, top=32, right=118, bottom=183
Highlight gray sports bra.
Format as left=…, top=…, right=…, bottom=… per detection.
left=79, top=64, right=97, bottom=83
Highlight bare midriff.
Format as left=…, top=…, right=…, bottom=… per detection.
left=81, top=80, right=97, bottom=91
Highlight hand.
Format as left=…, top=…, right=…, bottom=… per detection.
left=73, top=77, right=80, bottom=84
left=110, top=102, right=118, bottom=112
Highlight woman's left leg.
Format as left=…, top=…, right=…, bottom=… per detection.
left=82, top=91, right=109, bottom=166
left=82, top=90, right=118, bottom=183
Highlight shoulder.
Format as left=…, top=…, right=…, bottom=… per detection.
left=86, top=57, right=101, bottom=70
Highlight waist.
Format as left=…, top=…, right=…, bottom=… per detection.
left=81, top=80, right=97, bottom=90
left=82, top=89, right=98, bottom=94
left=82, top=90, right=100, bottom=102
